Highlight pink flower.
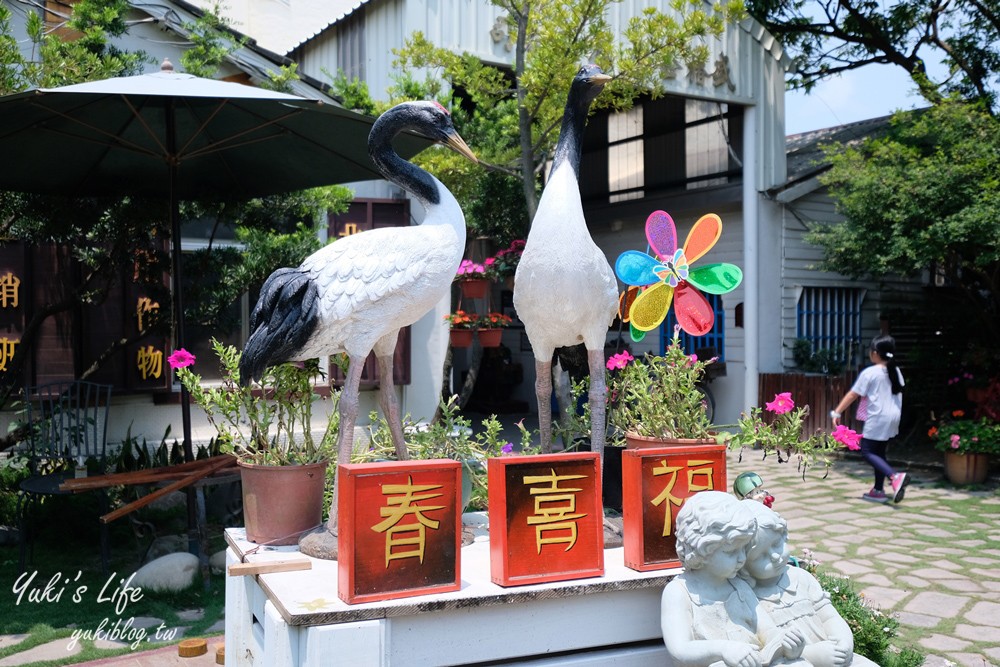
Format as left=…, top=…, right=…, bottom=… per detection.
left=765, top=392, right=795, bottom=415
left=484, top=257, right=496, bottom=266
left=606, top=351, right=634, bottom=371
left=831, top=424, right=861, bottom=451
left=687, top=354, right=698, bottom=367
left=950, top=434, right=961, bottom=449
left=167, top=348, right=196, bottom=369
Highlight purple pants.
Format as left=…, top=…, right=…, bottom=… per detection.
left=860, top=437, right=896, bottom=491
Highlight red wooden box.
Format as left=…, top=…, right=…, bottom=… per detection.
left=488, top=452, right=604, bottom=586
left=622, top=444, right=727, bottom=572
left=338, top=459, right=461, bottom=604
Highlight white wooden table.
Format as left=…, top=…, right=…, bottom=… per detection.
left=224, top=526, right=678, bottom=666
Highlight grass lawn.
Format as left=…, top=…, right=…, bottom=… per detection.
left=0, top=489, right=230, bottom=666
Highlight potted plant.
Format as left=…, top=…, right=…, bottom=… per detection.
left=476, top=311, right=513, bottom=348
left=444, top=310, right=479, bottom=347
left=171, top=340, right=338, bottom=545
left=606, top=328, right=717, bottom=447
left=358, top=396, right=536, bottom=511
left=455, top=258, right=490, bottom=298
left=486, top=239, right=525, bottom=290
left=928, top=411, right=998, bottom=484
left=727, top=391, right=856, bottom=476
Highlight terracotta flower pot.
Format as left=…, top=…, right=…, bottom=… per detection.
left=477, top=328, right=503, bottom=348
left=458, top=277, right=490, bottom=299
left=449, top=328, right=473, bottom=348
left=238, top=460, right=328, bottom=545
left=943, top=451, right=991, bottom=485
left=624, top=431, right=718, bottom=449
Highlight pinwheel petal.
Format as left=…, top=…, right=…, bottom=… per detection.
left=683, top=213, right=722, bottom=265
left=630, top=324, right=646, bottom=342
left=645, top=210, right=677, bottom=260
left=674, top=282, right=714, bottom=335
left=615, top=250, right=665, bottom=286
left=618, top=285, right=641, bottom=321
left=686, top=263, right=743, bottom=294
left=629, top=283, right=674, bottom=331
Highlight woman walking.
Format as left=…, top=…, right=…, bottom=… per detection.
left=831, top=335, right=909, bottom=503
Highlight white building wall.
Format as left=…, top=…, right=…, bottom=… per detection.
left=778, top=185, right=923, bottom=372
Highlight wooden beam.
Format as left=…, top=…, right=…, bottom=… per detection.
left=60, top=455, right=236, bottom=492
left=99, top=456, right=236, bottom=523
left=227, top=559, right=312, bottom=577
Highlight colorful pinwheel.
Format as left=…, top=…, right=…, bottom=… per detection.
left=615, top=210, right=743, bottom=341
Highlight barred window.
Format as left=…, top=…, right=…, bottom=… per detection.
left=796, top=287, right=865, bottom=367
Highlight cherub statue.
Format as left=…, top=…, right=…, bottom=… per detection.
left=661, top=491, right=809, bottom=667
left=739, top=500, right=878, bottom=667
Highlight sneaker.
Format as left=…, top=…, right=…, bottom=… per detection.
left=862, top=488, right=889, bottom=503
left=890, top=472, right=910, bottom=503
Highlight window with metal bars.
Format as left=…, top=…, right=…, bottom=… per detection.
left=796, top=287, right=864, bottom=368
left=661, top=293, right=726, bottom=362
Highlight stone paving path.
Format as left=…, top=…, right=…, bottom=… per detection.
left=729, top=449, right=1000, bottom=667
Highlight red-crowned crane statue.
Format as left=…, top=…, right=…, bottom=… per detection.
left=239, top=101, right=477, bottom=559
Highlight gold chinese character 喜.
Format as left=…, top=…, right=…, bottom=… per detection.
left=523, top=469, right=587, bottom=553
left=371, top=476, right=444, bottom=567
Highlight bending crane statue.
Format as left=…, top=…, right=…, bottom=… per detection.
left=240, top=101, right=477, bottom=559
left=513, top=65, right=618, bottom=459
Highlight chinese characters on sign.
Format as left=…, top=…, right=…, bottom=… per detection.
left=338, top=460, right=460, bottom=604
left=489, top=453, right=603, bottom=586
left=136, top=297, right=159, bottom=333
left=371, top=476, right=445, bottom=567
left=0, top=336, right=18, bottom=372
left=623, top=444, right=727, bottom=572
left=136, top=345, right=163, bottom=380
left=0, top=271, right=20, bottom=308
left=524, top=469, right=587, bottom=553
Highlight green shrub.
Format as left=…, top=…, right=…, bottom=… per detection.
left=815, top=570, right=923, bottom=667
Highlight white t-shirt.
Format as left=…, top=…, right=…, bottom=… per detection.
left=851, top=364, right=904, bottom=441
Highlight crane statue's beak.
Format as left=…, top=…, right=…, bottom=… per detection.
left=445, top=132, right=478, bottom=163
left=590, top=73, right=612, bottom=85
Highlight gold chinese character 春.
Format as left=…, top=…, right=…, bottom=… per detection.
left=371, top=476, right=444, bottom=567
left=137, top=345, right=163, bottom=380
left=0, top=337, right=18, bottom=371
left=0, top=272, right=20, bottom=308
left=136, top=297, right=160, bottom=333
left=523, top=469, right=587, bottom=553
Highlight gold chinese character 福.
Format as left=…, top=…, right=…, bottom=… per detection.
left=523, top=469, right=587, bottom=553
left=651, top=459, right=717, bottom=537
left=371, top=476, right=444, bottom=567
left=338, top=222, right=361, bottom=238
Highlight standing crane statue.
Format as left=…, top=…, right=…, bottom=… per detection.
left=513, top=65, right=619, bottom=459
left=239, top=101, right=478, bottom=559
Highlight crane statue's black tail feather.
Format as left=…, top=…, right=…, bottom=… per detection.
left=239, top=267, right=319, bottom=386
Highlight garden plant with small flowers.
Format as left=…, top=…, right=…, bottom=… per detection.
left=928, top=410, right=1000, bottom=455
left=728, top=391, right=861, bottom=476
left=477, top=312, right=513, bottom=329
left=605, top=327, right=716, bottom=443
left=444, top=309, right=479, bottom=329
left=484, top=239, right=525, bottom=281
left=171, top=339, right=339, bottom=466
left=454, top=258, right=488, bottom=281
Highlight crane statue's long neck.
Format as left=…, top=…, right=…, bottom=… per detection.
left=549, top=87, right=592, bottom=179
left=370, top=110, right=443, bottom=211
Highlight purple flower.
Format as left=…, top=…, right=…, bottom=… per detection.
left=501, top=442, right=514, bottom=455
